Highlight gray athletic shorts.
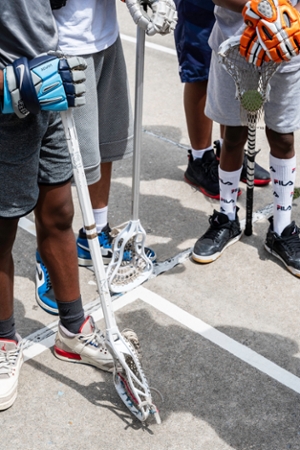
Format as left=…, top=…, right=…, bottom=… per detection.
left=0, top=111, right=72, bottom=219
left=72, top=35, right=134, bottom=184
left=205, top=51, right=300, bottom=134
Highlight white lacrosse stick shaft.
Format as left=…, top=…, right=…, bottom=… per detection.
left=107, top=26, right=153, bottom=293
left=60, top=110, right=160, bottom=423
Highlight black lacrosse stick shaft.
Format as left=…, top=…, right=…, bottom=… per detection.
left=244, top=123, right=257, bottom=236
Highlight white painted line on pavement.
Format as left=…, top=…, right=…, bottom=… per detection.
left=120, top=33, right=177, bottom=56
left=23, top=282, right=300, bottom=396
left=19, top=216, right=36, bottom=236
left=136, top=286, right=300, bottom=395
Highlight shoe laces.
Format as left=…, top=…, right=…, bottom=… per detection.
left=281, top=226, right=300, bottom=253
left=201, top=157, right=219, bottom=182
left=201, top=215, right=228, bottom=241
left=79, top=328, right=109, bottom=353
left=42, top=261, right=52, bottom=290
left=0, top=345, right=21, bottom=376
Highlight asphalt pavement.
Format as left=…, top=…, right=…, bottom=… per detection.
left=2, top=4, right=300, bottom=450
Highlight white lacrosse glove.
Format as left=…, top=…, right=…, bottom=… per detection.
left=2, top=53, right=87, bottom=118
left=123, top=0, right=178, bottom=36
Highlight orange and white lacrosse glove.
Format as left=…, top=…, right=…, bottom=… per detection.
left=242, top=0, right=300, bottom=62
left=240, top=26, right=271, bottom=65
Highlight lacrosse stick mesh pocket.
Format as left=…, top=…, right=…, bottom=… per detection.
left=218, top=42, right=278, bottom=125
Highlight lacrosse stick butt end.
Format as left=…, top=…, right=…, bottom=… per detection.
left=244, top=224, right=252, bottom=236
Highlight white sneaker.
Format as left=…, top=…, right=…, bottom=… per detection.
left=54, top=316, right=114, bottom=372
left=0, top=334, right=23, bottom=411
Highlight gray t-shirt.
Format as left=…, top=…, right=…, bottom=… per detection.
left=0, top=0, right=58, bottom=69
left=209, top=2, right=300, bottom=73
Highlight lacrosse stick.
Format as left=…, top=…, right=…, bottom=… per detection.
left=106, top=25, right=153, bottom=293
left=60, top=110, right=160, bottom=424
left=218, top=35, right=279, bottom=236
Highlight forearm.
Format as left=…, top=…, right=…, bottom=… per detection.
left=213, top=0, right=246, bottom=13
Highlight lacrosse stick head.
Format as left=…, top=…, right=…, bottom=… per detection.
left=106, top=220, right=153, bottom=294
left=106, top=328, right=161, bottom=424
left=218, top=35, right=279, bottom=125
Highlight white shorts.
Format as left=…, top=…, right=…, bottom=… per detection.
left=73, top=35, right=133, bottom=184
left=205, top=51, right=300, bottom=134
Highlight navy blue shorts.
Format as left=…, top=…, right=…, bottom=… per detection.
left=174, top=0, right=216, bottom=83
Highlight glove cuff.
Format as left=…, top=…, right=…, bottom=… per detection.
left=2, top=69, right=14, bottom=114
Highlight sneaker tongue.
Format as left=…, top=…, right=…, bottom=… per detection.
left=79, top=317, right=94, bottom=334
left=211, top=210, right=228, bottom=225
left=202, top=149, right=215, bottom=163
left=281, top=221, right=297, bottom=237
left=0, top=339, right=17, bottom=352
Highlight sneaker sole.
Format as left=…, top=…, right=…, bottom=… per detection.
left=54, top=346, right=114, bottom=372
left=240, top=177, right=271, bottom=186
left=0, top=389, right=18, bottom=411
left=78, top=254, right=111, bottom=267
left=264, top=243, right=300, bottom=277
left=184, top=175, right=242, bottom=200
left=184, top=175, right=220, bottom=199
left=35, top=290, right=59, bottom=315
left=192, top=231, right=243, bottom=264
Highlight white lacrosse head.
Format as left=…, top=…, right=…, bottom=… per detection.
left=218, top=34, right=279, bottom=124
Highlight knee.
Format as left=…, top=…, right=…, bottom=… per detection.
left=223, top=126, right=248, bottom=151
left=35, top=197, right=74, bottom=234
left=0, top=219, right=18, bottom=254
left=266, top=127, right=294, bottom=158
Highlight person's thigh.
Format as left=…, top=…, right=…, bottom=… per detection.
left=264, top=69, right=300, bottom=134
left=205, top=51, right=243, bottom=126
left=174, top=0, right=215, bottom=83
left=0, top=111, right=71, bottom=219
left=38, top=111, right=73, bottom=186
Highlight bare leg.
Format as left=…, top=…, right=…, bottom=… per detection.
left=184, top=81, right=212, bottom=149
left=88, top=162, right=112, bottom=209
left=0, top=218, right=18, bottom=320
left=35, top=181, right=80, bottom=302
left=220, top=126, right=247, bottom=171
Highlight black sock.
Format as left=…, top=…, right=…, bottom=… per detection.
left=0, top=315, right=16, bottom=341
left=56, top=296, right=85, bottom=334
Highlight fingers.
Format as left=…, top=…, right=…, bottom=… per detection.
left=65, top=56, right=87, bottom=71
left=240, top=26, right=267, bottom=66
left=148, top=0, right=177, bottom=35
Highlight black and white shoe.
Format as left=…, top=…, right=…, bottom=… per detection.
left=192, top=209, right=242, bottom=263
left=264, top=217, right=300, bottom=277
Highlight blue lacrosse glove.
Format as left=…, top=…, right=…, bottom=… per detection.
left=2, top=53, right=87, bottom=118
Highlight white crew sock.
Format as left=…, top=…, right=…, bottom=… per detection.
left=191, top=146, right=213, bottom=160
left=219, top=166, right=242, bottom=220
left=83, top=206, right=108, bottom=234
left=270, top=154, right=296, bottom=235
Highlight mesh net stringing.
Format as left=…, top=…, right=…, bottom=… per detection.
left=218, top=42, right=279, bottom=126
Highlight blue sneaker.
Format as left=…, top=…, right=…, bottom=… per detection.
left=35, top=250, right=58, bottom=315
left=77, top=223, right=156, bottom=266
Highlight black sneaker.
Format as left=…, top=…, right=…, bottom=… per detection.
left=214, top=140, right=271, bottom=186
left=264, top=217, right=300, bottom=277
left=184, top=149, right=220, bottom=199
left=192, top=208, right=242, bottom=263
